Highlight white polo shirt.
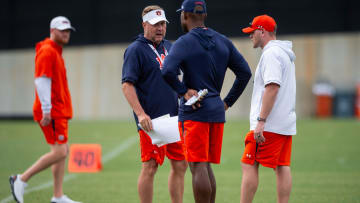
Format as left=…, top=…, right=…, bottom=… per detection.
left=249, top=40, right=297, bottom=135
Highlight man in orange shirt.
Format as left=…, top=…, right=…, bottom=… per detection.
left=9, top=16, right=81, bottom=203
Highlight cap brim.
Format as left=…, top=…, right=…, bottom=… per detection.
left=57, top=25, right=76, bottom=31
left=176, top=8, right=183, bottom=12
left=242, top=27, right=255, bottom=34
left=148, top=17, right=169, bottom=25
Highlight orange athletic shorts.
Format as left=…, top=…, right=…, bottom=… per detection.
left=178, top=121, right=224, bottom=164
left=138, top=130, right=185, bottom=165
left=38, top=119, right=68, bottom=145
left=241, top=131, right=292, bottom=169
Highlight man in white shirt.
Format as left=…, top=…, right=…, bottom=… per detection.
left=240, top=15, right=296, bottom=203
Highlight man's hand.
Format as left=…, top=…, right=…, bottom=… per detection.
left=40, top=113, right=51, bottom=126
left=254, top=121, right=266, bottom=144
left=138, top=113, right=153, bottom=132
left=184, top=89, right=202, bottom=110
left=224, top=102, right=229, bottom=111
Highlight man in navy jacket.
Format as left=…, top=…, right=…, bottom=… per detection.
left=162, top=0, right=252, bottom=202
left=122, top=5, right=187, bottom=203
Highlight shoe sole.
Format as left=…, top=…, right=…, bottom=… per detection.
left=9, top=176, right=20, bottom=203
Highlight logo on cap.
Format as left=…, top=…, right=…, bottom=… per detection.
left=242, top=15, right=276, bottom=34
left=142, top=9, right=169, bottom=25
left=50, top=16, right=76, bottom=31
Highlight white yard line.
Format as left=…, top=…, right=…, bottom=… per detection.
left=1, top=136, right=137, bottom=203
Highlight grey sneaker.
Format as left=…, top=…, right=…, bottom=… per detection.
left=9, top=174, right=27, bottom=203
left=50, top=195, right=82, bottom=203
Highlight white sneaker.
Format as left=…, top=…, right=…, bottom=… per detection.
left=50, top=195, right=82, bottom=203
left=9, top=174, right=27, bottom=203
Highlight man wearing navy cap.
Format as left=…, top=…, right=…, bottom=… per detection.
left=122, top=5, right=187, bottom=203
left=162, top=0, right=252, bottom=202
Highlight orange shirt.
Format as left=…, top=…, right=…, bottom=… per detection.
left=33, top=38, right=73, bottom=121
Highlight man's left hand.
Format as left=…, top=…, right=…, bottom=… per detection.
left=40, top=113, right=51, bottom=126
left=184, top=89, right=202, bottom=110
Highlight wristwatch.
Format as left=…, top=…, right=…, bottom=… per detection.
left=257, top=117, right=266, bottom=122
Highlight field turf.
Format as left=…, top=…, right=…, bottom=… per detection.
left=0, top=119, right=359, bottom=202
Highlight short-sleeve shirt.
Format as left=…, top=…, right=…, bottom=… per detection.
left=250, top=40, right=297, bottom=135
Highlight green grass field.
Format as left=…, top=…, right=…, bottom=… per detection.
left=1, top=119, right=359, bottom=203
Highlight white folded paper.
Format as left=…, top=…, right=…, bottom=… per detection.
left=138, top=115, right=180, bottom=147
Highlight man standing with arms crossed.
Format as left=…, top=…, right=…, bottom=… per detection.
left=9, top=16, right=81, bottom=203
left=240, top=15, right=296, bottom=203
left=162, top=1, right=252, bottom=202
left=122, top=5, right=187, bottom=203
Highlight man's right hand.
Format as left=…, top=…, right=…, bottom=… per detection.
left=254, top=121, right=266, bottom=144
left=138, top=113, right=153, bottom=132
left=224, top=101, right=229, bottom=111
left=40, top=113, right=51, bottom=126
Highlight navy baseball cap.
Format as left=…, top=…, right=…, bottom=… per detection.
left=176, top=0, right=207, bottom=14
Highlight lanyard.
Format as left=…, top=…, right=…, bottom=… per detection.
left=148, top=43, right=168, bottom=65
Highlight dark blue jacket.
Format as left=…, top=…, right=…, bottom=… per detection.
left=122, top=34, right=178, bottom=129
left=162, top=28, right=251, bottom=122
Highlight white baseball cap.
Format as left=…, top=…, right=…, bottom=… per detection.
left=142, top=9, right=169, bottom=25
left=50, top=16, right=76, bottom=31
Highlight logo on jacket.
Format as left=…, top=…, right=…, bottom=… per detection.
left=156, top=54, right=166, bottom=69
